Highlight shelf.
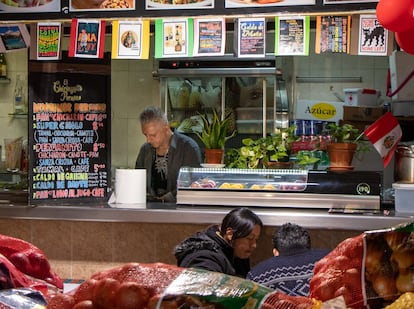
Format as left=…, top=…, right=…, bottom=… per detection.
left=8, top=113, right=28, bottom=119
left=0, top=77, right=10, bottom=84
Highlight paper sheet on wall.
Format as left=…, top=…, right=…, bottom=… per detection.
left=155, top=18, right=193, bottom=58
left=111, top=20, right=150, bottom=59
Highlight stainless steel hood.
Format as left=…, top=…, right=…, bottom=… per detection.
left=156, top=56, right=279, bottom=77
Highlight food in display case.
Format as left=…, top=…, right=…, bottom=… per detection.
left=177, top=167, right=381, bottom=211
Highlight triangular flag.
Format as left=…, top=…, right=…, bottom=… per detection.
left=364, top=112, right=402, bottom=167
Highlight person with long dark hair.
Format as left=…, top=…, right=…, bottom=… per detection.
left=174, top=207, right=263, bottom=278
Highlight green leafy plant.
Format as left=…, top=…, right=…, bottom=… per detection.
left=225, top=125, right=298, bottom=169
left=195, top=109, right=236, bottom=149
left=325, top=122, right=369, bottom=153
left=294, top=150, right=320, bottom=169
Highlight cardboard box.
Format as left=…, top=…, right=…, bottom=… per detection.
left=342, top=106, right=384, bottom=122
left=295, top=100, right=344, bottom=123
left=389, top=51, right=414, bottom=101
left=343, top=88, right=380, bottom=107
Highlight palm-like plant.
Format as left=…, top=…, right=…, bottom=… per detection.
left=196, top=109, right=236, bottom=149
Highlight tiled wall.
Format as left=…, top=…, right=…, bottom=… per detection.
left=0, top=218, right=361, bottom=280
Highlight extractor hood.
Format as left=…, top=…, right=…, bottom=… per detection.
left=156, top=56, right=279, bottom=77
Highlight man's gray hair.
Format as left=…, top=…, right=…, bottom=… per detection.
left=139, top=106, right=168, bottom=125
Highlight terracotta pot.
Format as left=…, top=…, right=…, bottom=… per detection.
left=263, top=161, right=293, bottom=169
left=205, top=149, right=224, bottom=164
left=326, top=143, right=357, bottom=169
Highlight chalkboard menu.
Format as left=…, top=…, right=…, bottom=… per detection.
left=28, top=60, right=111, bottom=205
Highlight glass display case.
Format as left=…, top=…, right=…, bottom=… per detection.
left=157, top=59, right=289, bottom=138
left=176, top=167, right=381, bottom=211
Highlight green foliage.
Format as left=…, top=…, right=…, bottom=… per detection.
left=325, top=122, right=369, bottom=153
left=195, top=110, right=236, bottom=149
left=225, top=125, right=298, bottom=169
left=295, top=150, right=320, bottom=167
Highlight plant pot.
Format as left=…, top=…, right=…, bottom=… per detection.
left=326, top=142, right=357, bottom=169
left=263, top=161, right=293, bottom=169
left=205, top=148, right=224, bottom=164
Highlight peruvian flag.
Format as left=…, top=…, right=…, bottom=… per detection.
left=364, top=112, right=402, bottom=168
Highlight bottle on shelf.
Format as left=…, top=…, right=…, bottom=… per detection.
left=13, top=74, right=25, bottom=114
left=0, top=53, right=7, bottom=79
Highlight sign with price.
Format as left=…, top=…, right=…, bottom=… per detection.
left=28, top=59, right=111, bottom=205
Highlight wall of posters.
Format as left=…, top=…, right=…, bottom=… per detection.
left=275, top=16, right=310, bottom=56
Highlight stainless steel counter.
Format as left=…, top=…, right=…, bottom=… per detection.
left=0, top=203, right=412, bottom=231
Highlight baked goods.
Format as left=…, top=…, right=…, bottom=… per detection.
left=100, top=0, right=130, bottom=8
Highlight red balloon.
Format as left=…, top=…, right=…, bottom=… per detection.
left=396, top=26, right=414, bottom=55
left=376, top=0, right=414, bottom=32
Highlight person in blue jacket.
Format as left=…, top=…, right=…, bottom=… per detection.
left=174, top=207, right=263, bottom=278
left=135, top=106, right=201, bottom=202
left=247, top=222, right=330, bottom=296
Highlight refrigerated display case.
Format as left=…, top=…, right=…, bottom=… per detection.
left=156, top=58, right=289, bottom=138
left=176, top=167, right=382, bottom=211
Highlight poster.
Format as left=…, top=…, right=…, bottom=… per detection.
left=235, top=18, right=266, bottom=58
left=324, top=0, right=377, bottom=3
left=315, top=16, right=351, bottom=54
left=0, top=24, right=30, bottom=52
left=226, top=0, right=315, bottom=8
left=357, top=15, right=388, bottom=56
left=70, top=0, right=135, bottom=11
left=29, top=67, right=111, bottom=205
left=146, top=0, right=214, bottom=9
left=68, top=19, right=106, bottom=59
left=35, top=22, right=61, bottom=60
left=111, top=20, right=150, bottom=59
left=193, top=18, right=225, bottom=57
left=275, top=16, right=310, bottom=56
left=0, top=0, right=60, bottom=13
left=155, top=19, right=193, bottom=58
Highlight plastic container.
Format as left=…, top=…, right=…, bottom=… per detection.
left=392, top=182, right=414, bottom=214
left=343, top=88, right=380, bottom=106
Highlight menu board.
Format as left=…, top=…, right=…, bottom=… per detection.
left=28, top=63, right=111, bottom=205
left=235, top=18, right=266, bottom=58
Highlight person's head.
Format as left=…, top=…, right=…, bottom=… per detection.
left=220, top=207, right=263, bottom=259
left=272, top=223, right=311, bottom=256
left=139, top=106, right=172, bottom=150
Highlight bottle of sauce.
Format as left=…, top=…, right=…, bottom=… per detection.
left=0, top=53, right=7, bottom=79
left=13, top=74, right=25, bottom=114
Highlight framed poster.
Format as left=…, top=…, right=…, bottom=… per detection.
left=70, top=0, right=135, bottom=11
left=235, top=18, right=266, bottom=58
left=226, top=0, right=315, bottom=8
left=193, top=18, right=225, bottom=57
left=155, top=19, right=192, bottom=58
left=34, top=22, right=62, bottom=60
left=275, top=16, right=310, bottom=56
left=146, top=0, right=214, bottom=9
left=68, top=19, right=106, bottom=59
left=324, top=0, right=377, bottom=3
left=0, top=0, right=60, bottom=13
left=0, top=24, right=30, bottom=52
left=357, top=15, right=389, bottom=56
left=111, top=20, right=150, bottom=59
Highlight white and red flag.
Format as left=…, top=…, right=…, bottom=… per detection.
left=364, top=112, right=402, bottom=168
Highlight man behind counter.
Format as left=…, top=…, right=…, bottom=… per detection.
left=135, top=106, right=202, bottom=203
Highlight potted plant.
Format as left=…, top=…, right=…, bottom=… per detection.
left=325, top=122, right=367, bottom=170
left=196, top=109, right=236, bottom=164
left=225, top=125, right=298, bottom=169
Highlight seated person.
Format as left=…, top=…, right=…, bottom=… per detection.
left=174, top=207, right=263, bottom=278
left=247, top=222, right=330, bottom=296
